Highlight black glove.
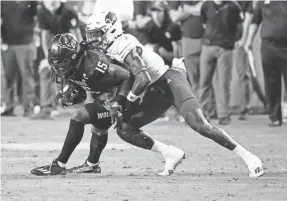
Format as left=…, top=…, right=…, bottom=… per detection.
left=105, top=101, right=123, bottom=129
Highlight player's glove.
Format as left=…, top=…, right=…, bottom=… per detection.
left=104, top=101, right=123, bottom=129
left=56, top=84, right=87, bottom=107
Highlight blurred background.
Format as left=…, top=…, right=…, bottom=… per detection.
left=1, top=0, right=287, bottom=125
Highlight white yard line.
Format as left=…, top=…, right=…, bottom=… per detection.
left=1, top=142, right=269, bottom=151
left=1, top=143, right=139, bottom=151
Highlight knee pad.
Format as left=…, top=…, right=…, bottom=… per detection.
left=91, top=125, right=108, bottom=136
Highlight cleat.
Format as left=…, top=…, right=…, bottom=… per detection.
left=66, top=160, right=101, bottom=174
left=247, top=154, right=264, bottom=178
left=31, top=159, right=66, bottom=176
left=158, top=145, right=185, bottom=176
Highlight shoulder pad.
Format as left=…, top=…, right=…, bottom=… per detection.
left=84, top=50, right=110, bottom=78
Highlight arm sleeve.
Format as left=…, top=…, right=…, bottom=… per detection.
left=233, top=2, right=243, bottom=23
left=200, top=2, right=207, bottom=23
left=142, top=20, right=157, bottom=44
left=37, top=7, right=49, bottom=30
left=167, top=23, right=182, bottom=42
left=67, top=9, right=80, bottom=29
left=251, top=2, right=262, bottom=25
left=23, top=1, right=38, bottom=17
left=245, top=2, right=254, bottom=14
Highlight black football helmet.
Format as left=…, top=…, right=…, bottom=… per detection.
left=48, top=33, right=81, bottom=78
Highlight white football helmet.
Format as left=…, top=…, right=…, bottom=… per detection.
left=85, top=10, right=123, bottom=49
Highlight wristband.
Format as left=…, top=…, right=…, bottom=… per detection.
left=127, top=91, right=139, bottom=102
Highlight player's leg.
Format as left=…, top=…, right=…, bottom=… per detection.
left=234, top=47, right=252, bottom=120
left=67, top=101, right=112, bottom=174
left=31, top=107, right=89, bottom=176
left=165, top=68, right=264, bottom=177
left=117, top=85, right=185, bottom=176
left=31, top=101, right=111, bottom=176
left=117, top=87, right=170, bottom=148
left=66, top=126, right=108, bottom=174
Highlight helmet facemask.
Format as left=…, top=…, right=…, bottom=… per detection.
left=49, top=53, right=79, bottom=78
left=85, top=27, right=109, bottom=49
left=48, top=33, right=82, bottom=79
left=85, top=11, right=123, bottom=50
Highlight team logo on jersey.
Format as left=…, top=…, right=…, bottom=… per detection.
left=59, top=34, right=77, bottom=50
left=97, top=112, right=110, bottom=119
left=83, top=73, right=88, bottom=80
left=105, top=12, right=117, bottom=25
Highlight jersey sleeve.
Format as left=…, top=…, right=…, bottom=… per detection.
left=37, top=6, right=50, bottom=30
left=251, top=2, right=262, bottom=25
left=66, top=8, right=80, bottom=29
left=107, top=34, right=144, bottom=64
left=167, top=23, right=182, bottom=42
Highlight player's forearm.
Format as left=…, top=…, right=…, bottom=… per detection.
left=130, top=72, right=150, bottom=96
left=114, top=78, right=133, bottom=106
left=169, top=11, right=188, bottom=23
left=124, top=48, right=151, bottom=99
left=241, top=13, right=252, bottom=44
left=41, top=30, right=49, bottom=58
left=245, top=24, right=259, bottom=47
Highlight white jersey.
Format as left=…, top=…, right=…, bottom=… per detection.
left=106, top=34, right=168, bottom=85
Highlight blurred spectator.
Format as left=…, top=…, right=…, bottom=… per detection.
left=32, top=29, right=44, bottom=108
left=169, top=0, right=217, bottom=120
left=31, top=0, right=82, bottom=120
left=142, top=1, right=183, bottom=123
left=125, top=1, right=151, bottom=45
left=93, top=0, right=134, bottom=22
left=1, top=1, right=38, bottom=116
left=169, top=1, right=204, bottom=97
left=142, top=1, right=182, bottom=65
left=199, top=0, right=243, bottom=125
left=78, top=1, right=96, bottom=40
left=233, top=1, right=254, bottom=120
left=245, top=1, right=287, bottom=127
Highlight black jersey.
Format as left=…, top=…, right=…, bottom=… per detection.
left=68, top=49, right=120, bottom=95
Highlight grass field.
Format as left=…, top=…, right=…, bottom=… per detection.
left=1, top=115, right=287, bottom=201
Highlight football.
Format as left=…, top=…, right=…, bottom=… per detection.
left=59, top=83, right=87, bottom=106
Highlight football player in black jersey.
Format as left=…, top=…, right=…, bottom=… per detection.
left=30, top=33, right=183, bottom=176
left=30, top=33, right=134, bottom=176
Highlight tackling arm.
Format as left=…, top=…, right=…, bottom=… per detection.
left=107, top=63, right=133, bottom=106
left=124, top=47, right=151, bottom=102
left=245, top=2, right=262, bottom=49
left=41, top=30, right=49, bottom=58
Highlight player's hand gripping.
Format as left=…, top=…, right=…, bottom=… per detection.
left=105, top=101, right=123, bottom=129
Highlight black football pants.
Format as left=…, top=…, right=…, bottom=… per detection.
left=261, top=39, right=287, bottom=123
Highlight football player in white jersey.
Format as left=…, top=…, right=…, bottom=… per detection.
left=84, top=10, right=264, bottom=177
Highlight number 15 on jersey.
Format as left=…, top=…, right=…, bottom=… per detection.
left=95, top=61, right=108, bottom=74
